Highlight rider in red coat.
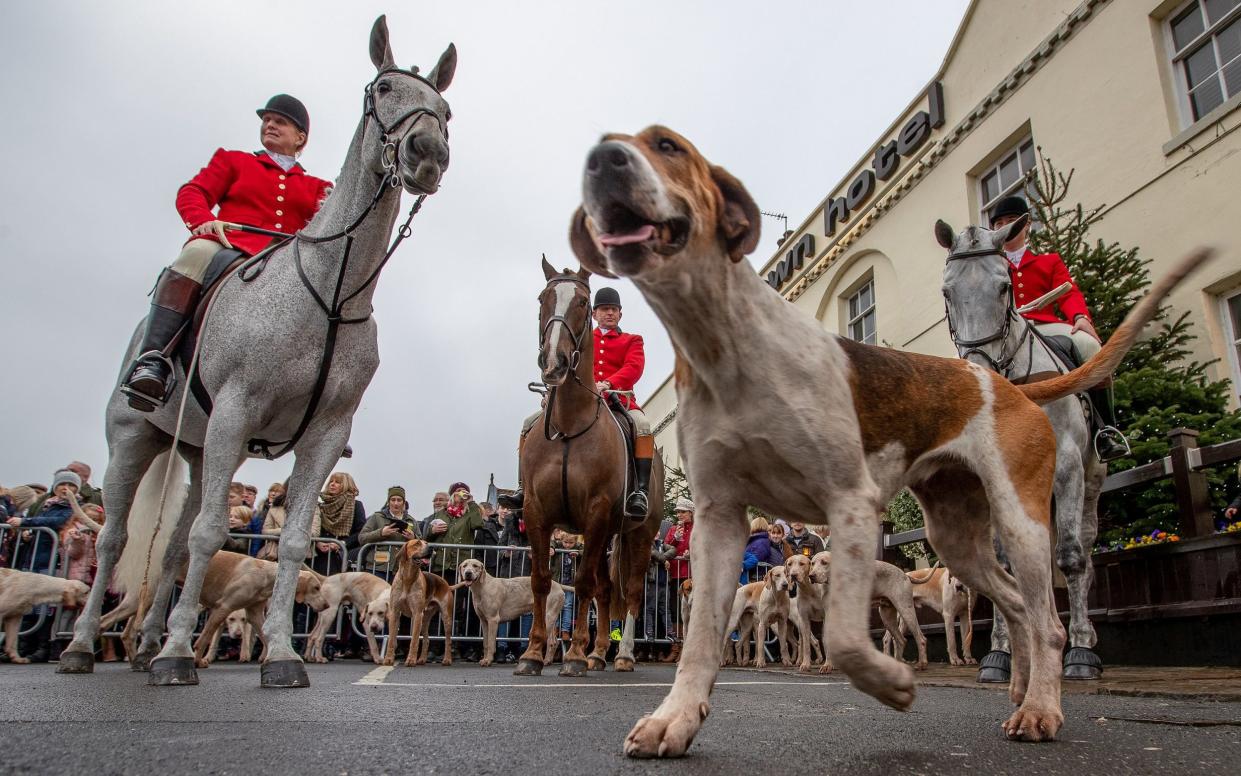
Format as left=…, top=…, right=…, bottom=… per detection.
left=122, top=94, right=333, bottom=411
left=989, top=195, right=1128, bottom=461
left=501, top=287, right=655, bottom=517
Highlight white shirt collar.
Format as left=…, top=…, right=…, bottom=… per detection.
left=266, top=150, right=299, bottom=172
left=1005, top=244, right=1028, bottom=267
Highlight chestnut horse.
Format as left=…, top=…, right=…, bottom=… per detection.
left=513, top=259, right=665, bottom=676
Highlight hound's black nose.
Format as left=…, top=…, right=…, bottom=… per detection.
left=587, top=142, right=630, bottom=174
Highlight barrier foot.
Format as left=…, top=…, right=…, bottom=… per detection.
left=560, top=659, right=588, bottom=677
left=261, top=659, right=310, bottom=688
left=148, top=656, right=199, bottom=686
left=586, top=655, right=607, bottom=672
left=1063, top=646, right=1103, bottom=680
left=56, top=650, right=95, bottom=674
left=976, top=650, right=1011, bottom=684
left=614, top=656, right=635, bottom=672
left=513, top=658, right=543, bottom=676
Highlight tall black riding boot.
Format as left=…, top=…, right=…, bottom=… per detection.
left=625, top=435, right=654, bottom=517
left=121, top=269, right=202, bottom=411
left=1088, top=385, right=1129, bottom=462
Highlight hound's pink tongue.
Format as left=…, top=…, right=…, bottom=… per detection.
left=598, top=224, right=656, bottom=246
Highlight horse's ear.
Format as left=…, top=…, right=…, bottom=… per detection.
left=576, top=266, right=591, bottom=282
left=569, top=207, right=617, bottom=278
left=934, top=219, right=955, bottom=249
left=427, top=43, right=457, bottom=92
left=710, top=165, right=761, bottom=263
left=369, top=15, right=395, bottom=71
left=541, top=254, right=557, bottom=281
left=1002, top=213, right=1030, bottom=244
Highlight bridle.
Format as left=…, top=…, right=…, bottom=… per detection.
left=536, top=274, right=604, bottom=441
left=234, top=66, right=450, bottom=460
left=943, top=247, right=1032, bottom=377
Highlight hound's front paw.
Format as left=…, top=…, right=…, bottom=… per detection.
left=1003, top=705, right=1063, bottom=742
left=624, top=702, right=710, bottom=759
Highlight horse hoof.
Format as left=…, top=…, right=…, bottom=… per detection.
left=261, top=659, right=310, bottom=688
left=586, top=656, right=607, bottom=672
left=130, top=652, right=155, bottom=672
left=560, top=659, right=588, bottom=677
left=976, top=650, right=1011, bottom=684
left=1063, top=647, right=1103, bottom=680
left=614, top=657, right=635, bottom=672
left=55, top=650, right=95, bottom=674
left=148, top=657, right=199, bottom=686
left=513, top=659, right=544, bottom=676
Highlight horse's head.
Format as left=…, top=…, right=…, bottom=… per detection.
left=934, top=216, right=1029, bottom=371
left=364, top=16, right=455, bottom=196
left=537, top=256, right=592, bottom=386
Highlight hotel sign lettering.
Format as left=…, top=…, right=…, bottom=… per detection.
left=766, top=82, right=945, bottom=291
left=825, top=82, right=945, bottom=238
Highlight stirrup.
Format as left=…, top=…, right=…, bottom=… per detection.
left=624, top=490, right=649, bottom=518
left=120, top=352, right=177, bottom=411
left=1093, top=427, right=1130, bottom=462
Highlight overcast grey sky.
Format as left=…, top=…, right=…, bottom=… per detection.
left=0, top=0, right=968, bottom=512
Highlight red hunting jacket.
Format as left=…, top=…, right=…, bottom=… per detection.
left=175, top=149, right=333, bottom=257
left=594, top=327, right=645, bottom=410
left=1008, top=249, right=1093, bottom=325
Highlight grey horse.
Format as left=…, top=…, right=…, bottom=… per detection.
left=56, top=16, right=455, bottom=688
left=935, top=216, right=1105, bottom=680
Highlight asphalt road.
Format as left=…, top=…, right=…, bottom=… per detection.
left=1, top=661, right=1237, bottom=775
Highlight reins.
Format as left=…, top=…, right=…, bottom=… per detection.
left=943, top=247, right=1032, bottom=376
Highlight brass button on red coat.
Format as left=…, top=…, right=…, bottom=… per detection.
left=277, top=195, right=285, bottom=202
left=276, top=210, right=283, bottom=216
left=275, top=223, right=283, bottom=230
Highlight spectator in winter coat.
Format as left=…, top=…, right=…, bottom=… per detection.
left=553, top=531, right=582, bottom=641
left=787, top=521, right=825, bottom=559
left=313, top=472, right=366, bottom=576
left=472, top=502, right=505, bottom=575
left=661, top=497, right=695, bottom=663
left=357, top=486, right=419, bottom=575
left=766, top=522, right=792, bottom=564
left=248, top=482, right=285, bottom=556
left=741, top=517, right=772, bottom=582
left=8, top=470, right=81, bottom=573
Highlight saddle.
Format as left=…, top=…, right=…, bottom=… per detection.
left=178, top=241, right=287, bottom=414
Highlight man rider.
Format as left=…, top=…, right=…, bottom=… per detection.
left=989, top=195, right=1129, bottom=461
left=499, top=286, right=655, bottom=516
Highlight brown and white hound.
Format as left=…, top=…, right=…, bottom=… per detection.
left=384, top=539, right=456, bottom=668
left=567, top=125, right=1210, bottom=756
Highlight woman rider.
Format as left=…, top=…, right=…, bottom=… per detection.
left=121, top=94, right=333, bottom=411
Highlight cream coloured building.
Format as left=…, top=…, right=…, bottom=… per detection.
left=644, top=0, right=1241, bottom=469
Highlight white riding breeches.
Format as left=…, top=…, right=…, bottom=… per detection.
left=1034, top=321, right=1101, bottom=362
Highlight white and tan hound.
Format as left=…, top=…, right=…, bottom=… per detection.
left=881, top=565, right=975, bottom=666
left=566, top=125, right=1210, bottom=756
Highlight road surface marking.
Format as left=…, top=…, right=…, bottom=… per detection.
left=356, top=665, right=394, bottom=685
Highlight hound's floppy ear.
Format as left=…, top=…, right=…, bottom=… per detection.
left=711, top=165, right=761, bottom=263
left=427, top=43, right=457, bottom=92
left=1002, top=213, right=1030, bottom=244
left=541, top=254, right=557, bottom=281
left=934, top=219, right=955, bottom=249
left=569, top=207, right=617, bottom=278
left=369, top=15, right=395, bottom=71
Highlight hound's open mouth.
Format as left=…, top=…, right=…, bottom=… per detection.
left=596, top=203, right=689, bottom=255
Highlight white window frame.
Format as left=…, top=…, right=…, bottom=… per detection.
left=976, top=135, right=1038, bottom=226
left=1164, top=0, right=1241, bottom=128
left=846, top=279, right=876, bottom=345
left=1220, top=286, right=1241, bottom=406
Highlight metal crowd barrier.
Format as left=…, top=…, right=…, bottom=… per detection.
left=348, top=541, right=687, bottom=657
left=0, top=524, right=61, bottom=639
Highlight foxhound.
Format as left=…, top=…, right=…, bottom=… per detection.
left=566, top=125, right=1209, bottom=756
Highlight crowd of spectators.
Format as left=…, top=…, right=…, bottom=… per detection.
left=2, top=460, right=839, bottom=666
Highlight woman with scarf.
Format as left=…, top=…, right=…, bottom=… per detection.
left=312, top=472, right=366, bottom=577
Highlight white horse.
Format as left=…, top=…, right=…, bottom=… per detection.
left=58, top=16, right=456, bottom=688
left=936, top=216, right=1106, bottom=680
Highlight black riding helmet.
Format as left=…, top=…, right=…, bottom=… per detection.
left=989, top=195, right=1029, bottom=227
left=594, top=287, right=621, bottom=309
left=256, top=94, right=310, bottom=134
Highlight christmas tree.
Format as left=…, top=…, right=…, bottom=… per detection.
left=1026, top=153, right=1241, bottom=545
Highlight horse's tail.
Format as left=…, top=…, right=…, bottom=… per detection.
left=111, top=449, right=187, bottom=595
left=1017, top=248, right=1212, bottom=406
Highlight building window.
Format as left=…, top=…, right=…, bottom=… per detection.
left=846, top=280, right=876, bottom=345
left=977, top=135, right=1036, bottom=226
left=1167, top=0, right=1241, bottom=124
left=1222, top=288, right=1241, bottom=403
